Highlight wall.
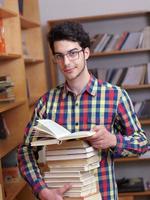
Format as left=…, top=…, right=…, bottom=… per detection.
left=38, top=0, right=150, bottom=86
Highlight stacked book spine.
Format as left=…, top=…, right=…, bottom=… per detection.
left=39, top=140, right=102, bottom=200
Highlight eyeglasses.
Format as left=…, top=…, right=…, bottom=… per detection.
left=54, top=49, right=83, bottom=63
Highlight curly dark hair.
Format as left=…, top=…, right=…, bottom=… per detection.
left=47, top=21, right=90, bottom=54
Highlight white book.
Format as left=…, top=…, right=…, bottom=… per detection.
left=46, top=146, right=95, bottom=156
left=44, top=171, right=91, bottom=178
left=104, top=34, right=120, bottom=52
left=142, top=26, right=150, bottom=49
left=48, top=162, right=100, bottom=172
left=46, top=178, right=96, bottom=188
left=98, top=34, right=112, bottom=52
left=147, top=63, right=150, bottom=84
left=46, top=150, right=97, bottom=161
left=121, top=65, right=145, bottom=86
left=93, top=33, right=107, bottom=52
left=31, top=119, right=95, bottom=146
left=111, top=68, right=124, bottom=85
left=121, top=31, right=142, bottom=50
left=44, top=174, right=95, bottom=182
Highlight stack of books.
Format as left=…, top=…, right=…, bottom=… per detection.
left=0, top=75, right=15, bottom=102
left=32, top=119, right=101, bottom=199
left=41, top=140, right=101, bottom=200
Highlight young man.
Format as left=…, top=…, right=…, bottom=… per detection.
left=18, top=21, right=148, bottom=200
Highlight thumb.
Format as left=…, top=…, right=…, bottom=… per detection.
left=57, top=184, right=72, bottom=195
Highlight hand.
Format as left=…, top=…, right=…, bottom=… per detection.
left=85, top=125, right=117, bottom=149
left=39, top=184, right=72, bottom=200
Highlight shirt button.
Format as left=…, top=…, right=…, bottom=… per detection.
left=75, top=122, right=79, bottom=126
left=75, top=103, right=78, bottom=106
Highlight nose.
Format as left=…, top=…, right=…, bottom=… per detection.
left=63, top=55, right=70, bottom=65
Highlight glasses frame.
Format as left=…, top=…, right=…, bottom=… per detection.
left=54, top=48, right=83, bottom=64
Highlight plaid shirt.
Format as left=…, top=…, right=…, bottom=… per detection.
left=18, top=75, right=148, bottom=200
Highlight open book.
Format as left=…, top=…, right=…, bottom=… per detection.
left=32, top=119, right=95, bottom=146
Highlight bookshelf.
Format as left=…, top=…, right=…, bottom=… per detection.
left=20, top=0, right=47, bottom=116
left=0, top=0, right=47, bottom=200
left=48, top=11, right=150, bottom=199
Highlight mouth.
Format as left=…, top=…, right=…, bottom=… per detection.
left=63, top=67, right=75, bottom=73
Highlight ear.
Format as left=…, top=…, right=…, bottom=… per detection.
left=84, top=47, right=90, bottom=60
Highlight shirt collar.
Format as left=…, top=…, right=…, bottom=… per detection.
left=61, top=74, right=98, bottom=99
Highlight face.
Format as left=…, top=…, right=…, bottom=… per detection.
left=53, top=40, right=90, bottom=81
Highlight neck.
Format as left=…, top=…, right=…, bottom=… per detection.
left=67, top=68, right=90, bottom=96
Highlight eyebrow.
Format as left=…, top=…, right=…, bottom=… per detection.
left=54, top=48, right=79, bottom=55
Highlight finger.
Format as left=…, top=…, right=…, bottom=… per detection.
left=58, top=184, right=72, bottom=195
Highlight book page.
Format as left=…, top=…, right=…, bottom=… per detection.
left=61, top=131, right=95, bottom=140
left=37, top=119, right=71, bottom=139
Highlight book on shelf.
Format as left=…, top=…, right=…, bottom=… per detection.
left=0, top=114, right=10, bottom=139
left=2, top=166, right=21, bottom=184
left=93, top=33, right=107, bottom=52
left=121, top=31, right=142, bottom=50
left=110, top=68, right=124, bottom=85
left=142, top=26, right=150, bottom=49
left=90, top=33, right=104, bottom=52
left=137, top=100, right=150, bottom=119
left=31, top=119, right=95, bottom=146
left=18, top=0, right=24, bottom=15
left=145, top=63, right=150, bottom=84
left=121, top=64, right=146, bottom=86
left=0, top=19, right=6, bottom=53
left=98, top=34, right=113, bottom=52
left=0, top=75, right=15, bottom=102
left=113, top=31, right=129, bottom=50
left=104, top=34, right=120, bottom=52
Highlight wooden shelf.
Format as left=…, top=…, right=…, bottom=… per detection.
left=140, top=118, right=150, bottom=125
left=90, top=48, right=150, bottom=57
left=0, top=53, right=21, bottom=60
left=20, top=16, right=40, bottom=29
left=24, top=56, right=44, bottom=64
left=0, top=7, right=17, bottom=18
left=0, top=134, right=23, bottom=159
left=0, top=99, right=26, bottom=113
left=115, top=157, right=150, bottom=163
left=119, top=191, right=150, bottom=197
left=5, top=179, right=26, bottom=200
left=48, top=11, right=150, bottom=25
left=122, top=84, right=150, bottom=90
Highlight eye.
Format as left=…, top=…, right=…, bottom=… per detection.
left=55, top=54, right=63, bottom=60
left=69, top=51, right=78, bottom=58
